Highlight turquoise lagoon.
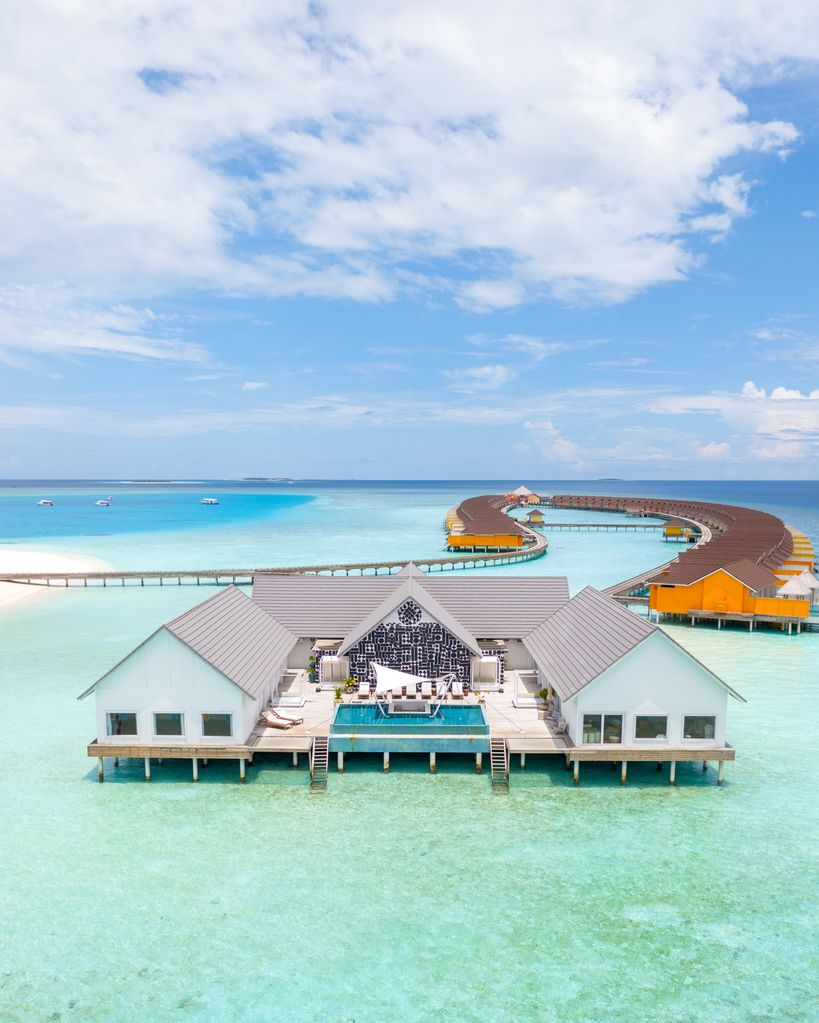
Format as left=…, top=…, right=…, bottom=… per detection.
left=0, top=481, right=817, bottom=1022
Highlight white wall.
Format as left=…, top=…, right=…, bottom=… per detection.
left=286, top=638, right=313, bottom=670
left=562, top=631, right=729, bottom=748
left=92, top=629, right=256, bottom=745
left=502, top=638, right=535, bottom=671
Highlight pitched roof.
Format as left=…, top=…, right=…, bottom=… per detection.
left=523, top=586, right=744, bottom=703
left=337, top=577, right=483, bottom=657
left=523, top=586, right=655, bottom=701
left=79, top=586, right=296, bottom=700
left=251, top=570, right=570, bottom=639
left=649, top=558, right=778, bottom=592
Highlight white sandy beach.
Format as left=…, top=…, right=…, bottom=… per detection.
left=0, top=548, right=111, bottom=610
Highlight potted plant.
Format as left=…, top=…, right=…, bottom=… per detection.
left=308, top=655, right=317, bottom=684
left=334, top=686, right=343, bottom=703
left=344, top=676, right=357, bottom=694
left=538, top=687, right=551, bottom=704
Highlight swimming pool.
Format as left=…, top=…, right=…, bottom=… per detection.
left=330, top=703, right=489, bottom=753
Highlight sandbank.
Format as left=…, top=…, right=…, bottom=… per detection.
left=0, top=547, right=111, bottom=610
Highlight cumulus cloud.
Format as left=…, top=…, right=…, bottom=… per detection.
left=241, top=381, right=268, bottom=391
left=0, top=0, right=815, bottom=354
left=523, top=419, right=582, bottom=463
left=697, top=440, right=730, bottom=459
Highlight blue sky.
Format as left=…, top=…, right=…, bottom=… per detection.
left=1, top=1, right=819, bottom=479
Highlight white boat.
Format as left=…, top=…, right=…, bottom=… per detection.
left=37, top=499, right=53, bottom=506
left=106, top=496, right=115, bottom=501
left=95, top=500, right=110, bottom=507
left=201, top=497, right=219, bottom=505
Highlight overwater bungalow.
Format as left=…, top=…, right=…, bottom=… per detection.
left=81, top=564, right=743, bottom=787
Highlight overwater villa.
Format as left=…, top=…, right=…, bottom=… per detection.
left=81, top=564, right=743, bottom=789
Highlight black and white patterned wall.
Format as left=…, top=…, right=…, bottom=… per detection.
left=347, top=598, right=472, bottom=685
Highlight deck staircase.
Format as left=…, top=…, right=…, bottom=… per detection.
left=310, top=736, right=329, bottom=792
left=489, top=737, right=509, bottom=791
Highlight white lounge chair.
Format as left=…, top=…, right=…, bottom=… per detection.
left=271, top=707, right=304, bottom=725
left=391, top=681, right=404, bottom=700
left=357, top=679, right=370, bottom=699
left=404, top=680, right=417, bottom=698
left=451, top=679, right=465, bottom=699
left=375, top=677, right=390, bottom=701
left=421, top=679, right=433, bottom=699
left=261, top=710, right=294, bottom=730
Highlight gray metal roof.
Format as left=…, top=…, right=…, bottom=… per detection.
left=523, top=586, right=744, bottom=702
left=165, top=585, right=296, bottom=699
left=251, top=568, right=569, bottom=639
left=337, top=577, right=483, bottom=657
left=80, top=585, right=296, bottom=701
left=523, top=586, right=655, bottom=701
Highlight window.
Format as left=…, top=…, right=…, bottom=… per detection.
left=603, top=715, right=623, bottom=744
left=106, top=712, right=137, bottom=736
left=202, top=713, right=232, bottom=737
left=582, top=714, right=623, bottom=744
left=582, top=714, right=601, bottom=743
left=154, top=712, right=184, bottom=736
left=684, top=715, right=716, bottom=740
left=635, top=715, right=667, bottom=740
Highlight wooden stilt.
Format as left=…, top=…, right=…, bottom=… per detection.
left=239, top=758, right=246, bottom=782
left=573, top=760, right=580, bottom=785
left=621, top=760, right=628, bottom=785
left=144, top=757, right=151, bottom=781
left=702, top=760, right=708, bottom=772
left=475, top=752, right=482, bottom=773
left=337, top=751, right=344, bottom=773
left=669, top=761, right=676, bottom=785
left=98, top=757, right=104, bottom=782
left=656, top=761, right=663, bottom=772
left=113, top=756, right=119, bottom=767
left=718, top=761, right=725, bottom=785
left=192, top=757, right=198, bottom=782
left=429, top=751, right=436, bottom=773
left=203, top=758, right=208, bottom=766
left=383, top=751, right=390, bottom=772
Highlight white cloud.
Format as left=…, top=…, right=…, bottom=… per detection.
left=523, top=419, right=582, bottom=463
left=241, top=381, right=268, bottom=391
left=697, top=440, right=730, bottom=459
left=0, top=0, right=814, bottom=350
left=442, top=364, right=514, bottom=391
left=742, top=380, right=766, bottom=398
left=801, top=209, right=817, bottom=218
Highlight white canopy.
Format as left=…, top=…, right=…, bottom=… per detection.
left=777, top=577, right=812, bottom=598
left=797, top=569, right=819, bottom=592
left=371, top=662, right=451, bottom=687
left=511, top=485, right=532, bottom=496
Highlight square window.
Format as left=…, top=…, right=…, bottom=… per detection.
left=684, top=715, right=716, bottom=740
left=603, top=715, right=623, bottom=743
left=106, top=712, right=137, bottom=736
left=202, top=713, right=232, bottom=737
left=582, top=714, right=602, bottom=743
left=635, top=715, right=667, bottom=740
left=154, top=712, right=183, bottom=736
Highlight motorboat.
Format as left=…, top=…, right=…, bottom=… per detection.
left=201, top=497, right=219, bottom=505
left=95, top=500, right=110, bottom=507
left=37, top=499, right=53, bottom=506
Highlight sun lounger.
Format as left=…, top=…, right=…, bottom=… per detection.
left=451, top=679, right=465, bottom=699
left=375, top=678, right=390, bottom=700
left=404, top=680, right=417, bottom=698
left=261, top=710, right=294, bottom=730
left=357, top=679, right=370, bottom=699
left=270, top=707, right=304, bottom=725
left=391, top=681, right=404, bottom=699
left=421, top=679, right=433, bottom=699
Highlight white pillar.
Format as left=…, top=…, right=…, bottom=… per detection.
left=573, top=760, right=580, bottom=785
left=669, top=761, right=676, bottom=785
left=239, top=758, right=246, bottom=782
left=383, top=751, right=390, bottom=772
left=144, top=757, right=151, bottom=781
left=337, top=751, right=344, bottom=772
left=97, top=757, right=104, bottom=782
left=718, top=761, right=725, bottom=785
left=429, top=751, right=436, bottom=773
left=291, top=752, right=298, bottom=768
left=475, top=752, right=482, bottom=773
left=192, top=757, right=199, bottom=782
left=520, top=752, right=526, bottom=770
left=621, top=760, right=628, bottom=785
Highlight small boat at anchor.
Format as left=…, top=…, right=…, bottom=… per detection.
left=95, top=500, right=111, bottom=507
left=201, top=497, right=219, bottom=505
left=37, top=499, right=53, bottom=506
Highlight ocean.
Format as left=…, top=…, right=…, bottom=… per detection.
left=0, top=479, right=816, bottom=1022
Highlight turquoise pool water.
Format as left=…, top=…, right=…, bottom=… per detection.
left=0, top=480, right=817, bottom=1022
left=331, top=702, right=489, bottom=752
